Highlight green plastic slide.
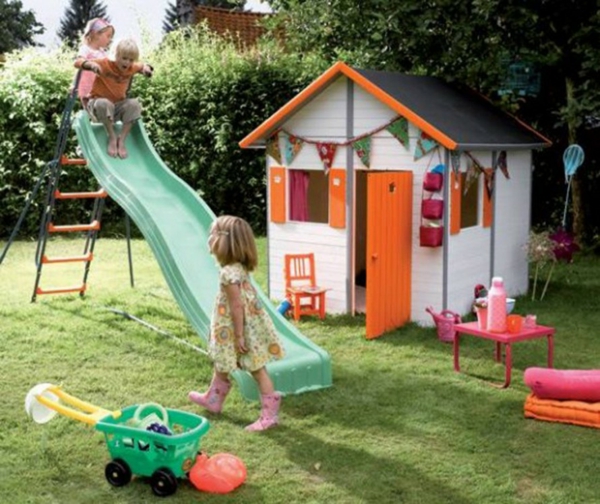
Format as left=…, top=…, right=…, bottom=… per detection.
left=73, top=113, right=332, bottom=401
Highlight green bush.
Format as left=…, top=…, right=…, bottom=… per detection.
left=0, top=47, right=91, bottom=238
left=0, top=28, right=329, bottom=239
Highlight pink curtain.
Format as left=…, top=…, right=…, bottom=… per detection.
left=289, top=170, right=310, bottom=221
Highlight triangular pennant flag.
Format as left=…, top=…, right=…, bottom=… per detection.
left=266, top=132, right=282, bottom=164
left=483, top=168, right=495, bottom=199
left=450, top=151, right=461, bottom=188
left=281, top=132, right=304, bottom=165
left=352, top=137, right=371, bottom=168
left=414, top=131, right=438, bottom=160
left=316, top=142, right=338, bottom=175
left=496, top=150, right=510, bottom=179
left=386, top=117, right=409, bottom=150
left=464, top=157, right=479, bottom=195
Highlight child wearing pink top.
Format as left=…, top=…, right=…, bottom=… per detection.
left=77, top=18, right=114, bottom=105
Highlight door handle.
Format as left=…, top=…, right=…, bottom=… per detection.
left=371, top=253, right=378, bottom=260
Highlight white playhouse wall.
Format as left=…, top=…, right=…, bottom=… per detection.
left=267, top=76, right=444, bottom=317
left=492, top=150, right=532, bottom=296
left=445, top=150, right=532, bottom=319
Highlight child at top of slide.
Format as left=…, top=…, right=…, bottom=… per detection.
left=74, top=38, right=153, bottom=159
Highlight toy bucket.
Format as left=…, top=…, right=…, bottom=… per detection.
left=425, top=306, right=462, bottom=343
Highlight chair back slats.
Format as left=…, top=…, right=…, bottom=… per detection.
left=285, top=253, right=316, bottom=288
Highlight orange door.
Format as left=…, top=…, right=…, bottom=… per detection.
left=366, top=171, right=413, bottom=339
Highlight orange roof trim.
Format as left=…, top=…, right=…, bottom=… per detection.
left=238, top=61, right=458, bottom=150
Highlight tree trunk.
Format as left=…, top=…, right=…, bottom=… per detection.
left=565, top=77, right=584, bottom=243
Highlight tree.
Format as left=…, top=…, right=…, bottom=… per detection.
left=57, top=0, right=110, bottom=48
left=268, top=0, right=600, bottom=245
left=163, top=1, right=179, bottom=34
left=0, top=0, right=44, bottom=53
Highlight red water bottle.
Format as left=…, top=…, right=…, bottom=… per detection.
left=487, top=277, right=507, bottom=333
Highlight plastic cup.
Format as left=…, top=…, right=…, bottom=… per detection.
left=25, top=383, right=59, bottom=424
left=524, top=314, right=537, bottom=329
left=507, top=315, right=524, bottom=334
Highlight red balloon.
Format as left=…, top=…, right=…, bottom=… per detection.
left=189, top=452, right=247, bottom=494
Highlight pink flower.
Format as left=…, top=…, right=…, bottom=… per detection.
left=550, top=228, right=579, bottom=263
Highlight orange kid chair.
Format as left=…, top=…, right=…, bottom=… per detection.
left=284, top=253, right=328, bottom=321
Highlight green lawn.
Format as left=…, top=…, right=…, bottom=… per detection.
left=1, top=237, right=600, bottom=503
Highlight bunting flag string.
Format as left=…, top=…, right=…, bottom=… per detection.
left=272, top=115, right=413, bottom=172
left=495, top=150, right=510, bottom=179
left=414, top=131, right=438, bottom=160
left=464, top=151, right=499, bottom=197
left=281, top=132, right=304, bottom=165
left=278, top=115, right=404, bottom=149
left=352, top=137, right=371, bottom=168
left=266, top=132, right=283, bottom=164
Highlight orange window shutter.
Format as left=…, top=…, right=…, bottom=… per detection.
left=482, top=182, right=493, bottom=228
left=329, top=168, right=346, bottom=229
left=450, top=171, right=461, bottom=235
left=269, top=167, right=286, bottom=223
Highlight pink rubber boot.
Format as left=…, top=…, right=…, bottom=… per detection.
left=245, top=393, right=281, bottom=432
left=188, top=375, right=231, bottom=413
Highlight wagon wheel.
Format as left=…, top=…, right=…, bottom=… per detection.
left=150, top=468, right=178, bottom=497
left=105, top=458, right=132, bottom=487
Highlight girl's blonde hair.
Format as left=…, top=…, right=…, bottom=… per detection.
left=115, top=38, right=140, bottom=61
left=209, top=216, right=258, bottom=271
left=83, top=18, right=114, bottom=44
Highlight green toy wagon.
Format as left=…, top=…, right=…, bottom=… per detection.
left=26, top=384, right=210, bottom=497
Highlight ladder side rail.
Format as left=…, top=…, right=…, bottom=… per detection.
left=0, top=162, right=52, bottom=265
left=125, top=213, right=135, bottom=288
left=80, top=196, right=106, bottom=294
left=32, top=73, right=82, bottom=302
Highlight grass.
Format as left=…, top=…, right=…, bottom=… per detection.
left=1, top=237, right=600, bottom=503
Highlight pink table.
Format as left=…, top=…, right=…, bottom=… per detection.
left=453, top=321, right=555, bottom=388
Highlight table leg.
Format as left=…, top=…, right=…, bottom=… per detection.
left=454, top=333, right=461, bottom=372
left=503, top=343, right=512, bottom=388
left=547, top=334, right=554, bottom=368
left=494, top=341, right=502, bottom=362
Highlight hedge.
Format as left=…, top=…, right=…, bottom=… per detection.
left=0, top=27, right=328, bottom=239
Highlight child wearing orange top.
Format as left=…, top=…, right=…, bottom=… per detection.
left=74, top=38, right=153, bottom=159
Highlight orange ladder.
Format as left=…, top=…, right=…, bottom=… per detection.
left=32, top=155, right=108, bottom=301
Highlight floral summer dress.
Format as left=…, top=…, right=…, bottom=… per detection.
left=209, top=263, right=285, bottom=373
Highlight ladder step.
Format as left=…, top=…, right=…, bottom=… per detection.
left=54, top=189, right=107, bottom=200
left=60, top=156, right=87, bottom=166
left=48, top=220, right=100, bottom=233
left=36, top=284, right=87, bottom=296
left=42, top=252, right=93, bottom=264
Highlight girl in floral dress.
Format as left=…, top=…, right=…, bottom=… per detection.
left=189, top=215, right=285, bottom=431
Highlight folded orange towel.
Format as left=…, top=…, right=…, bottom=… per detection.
left=524, top=393, right=600, bottom=429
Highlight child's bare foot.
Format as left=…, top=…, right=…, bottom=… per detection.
left=107, top=137, right=118, bottom=157
left=117, top=138, right=128, bottom=159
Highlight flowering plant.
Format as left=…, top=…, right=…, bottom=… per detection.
left=525, top=228, right=579, bottom=300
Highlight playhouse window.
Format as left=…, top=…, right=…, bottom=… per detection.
left=289, top=169, right=328, bottom=224
left=460, top=172, right=479, bottom=229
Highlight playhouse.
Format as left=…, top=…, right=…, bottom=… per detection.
left=239, top=62, right=550, bottom=339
